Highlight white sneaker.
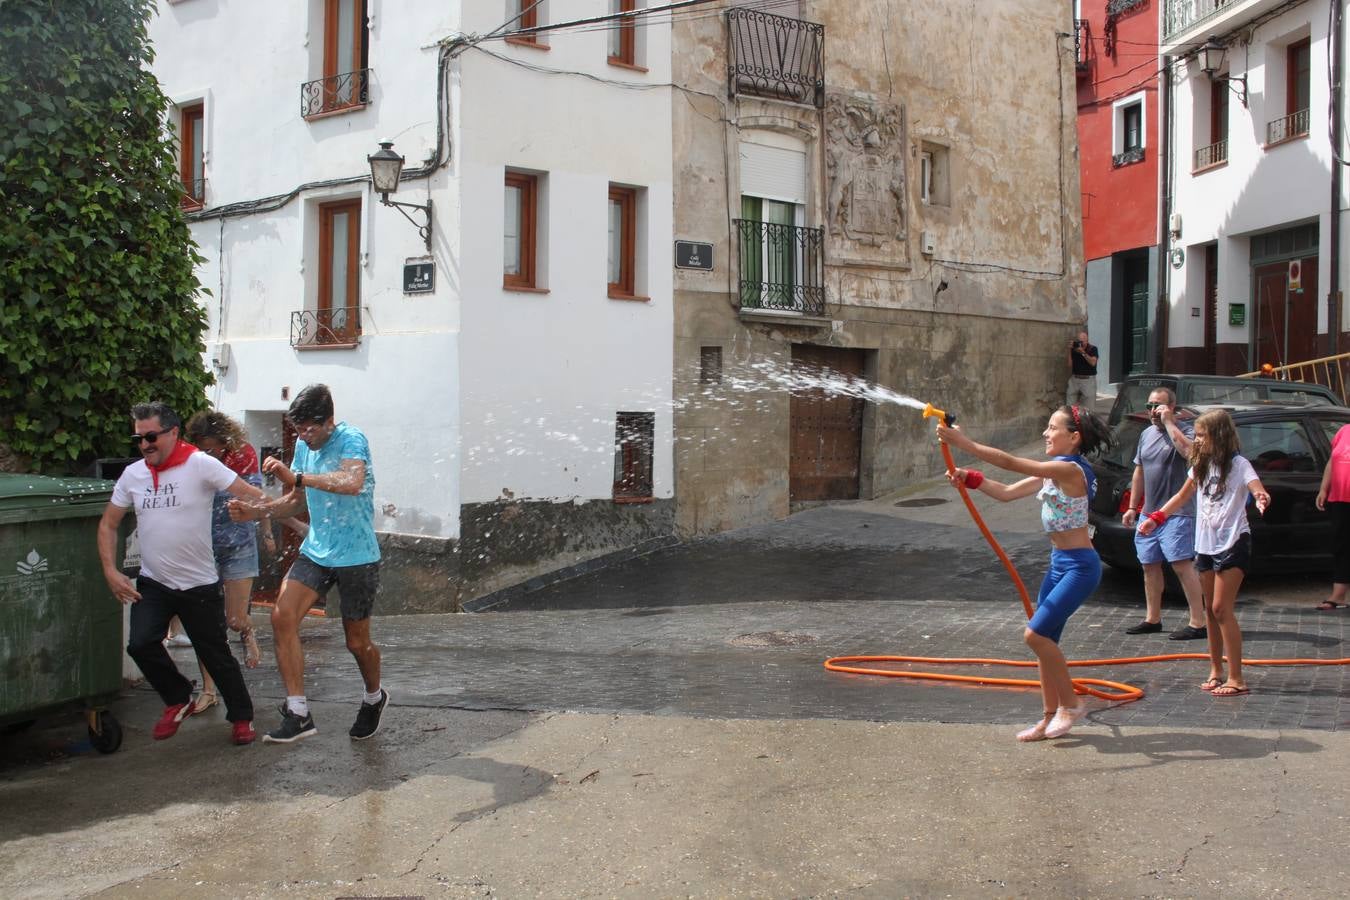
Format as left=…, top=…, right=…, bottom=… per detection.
left=165, top=633, right=192, bottom=648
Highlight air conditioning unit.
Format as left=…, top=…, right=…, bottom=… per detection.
left=920, top=231, right=936, bottom=256
left=211, top=342, right=232, bottom=373
left=1169, top=213, right=1182, bottom=236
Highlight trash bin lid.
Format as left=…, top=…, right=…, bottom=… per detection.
left=0, top=473, right=115, bottom=513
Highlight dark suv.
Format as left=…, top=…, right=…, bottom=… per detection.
left=1108, top=374, right=1340, bottom=425
left=1089, top=404, right=1350, bottom=574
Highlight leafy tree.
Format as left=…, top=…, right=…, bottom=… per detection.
left=0, top=0, right=211, bottom=474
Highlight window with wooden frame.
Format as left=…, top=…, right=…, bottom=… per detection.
left=607, top=185, right=638, bottom=298
left=506, top=1, right=545, bottom=49
left=179, top=102, right=205, bottom=209
left=612, top=411, right=654, bottom=502
left=316, top=199, right=361, bottom=345
left=1210, top=78, right=1228, bottom=145
left=1287, top=37, right=1310, bottom=119
left=319, top=0, right=369, bottom=112
left=504, top=172, right=539, bottom=290
left=608, top=0, right=640, bottom=69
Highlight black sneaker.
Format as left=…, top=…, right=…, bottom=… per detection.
left=349, top=689, right=389, bottom=740
left=1168, top=624, right=1208, bottom=641
left=1124, top=620, right=1163, bottom=634
left=262, top=703, right=316, bottom=744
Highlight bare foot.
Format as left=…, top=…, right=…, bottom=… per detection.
left=242, top=627, right=261, bottom=669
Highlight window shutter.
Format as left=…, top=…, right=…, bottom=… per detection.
left=739, top=140, right=807, bottom=205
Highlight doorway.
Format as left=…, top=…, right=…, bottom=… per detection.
left=789, top=345, right=865, bottom=502
left=1254, top=256, right=1318, bottom=369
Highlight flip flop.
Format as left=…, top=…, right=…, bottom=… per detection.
left=1210, top=684, right=1250, bottom=697
left=1315, top=600, right=1347, bottom=611
left=1199, top=677, right=1223, bottom=692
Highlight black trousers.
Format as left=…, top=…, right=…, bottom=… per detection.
left=126, top=576, right=254, bottom=723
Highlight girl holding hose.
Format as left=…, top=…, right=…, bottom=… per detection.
left=937, top=405, right=1113, bottom=742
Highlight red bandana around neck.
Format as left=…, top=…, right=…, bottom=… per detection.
left=147, top=439, right=198, bottom=490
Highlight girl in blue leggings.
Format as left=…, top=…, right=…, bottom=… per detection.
left=937, top=405, right=1113, bottom=741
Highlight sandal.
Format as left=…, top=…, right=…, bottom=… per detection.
left=1210, top=684, right=1250, bottom=697
left=190, top=689, right=218, bottom=715
left=1199, top=677, right=1223, bottom=692
left=1315, top=600, right=1347, bottom=611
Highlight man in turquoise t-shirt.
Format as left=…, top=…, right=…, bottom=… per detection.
left=229, top=384, right=388, bottom=744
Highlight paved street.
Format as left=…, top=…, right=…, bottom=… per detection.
left=3, top=460, right=1349, bottom=898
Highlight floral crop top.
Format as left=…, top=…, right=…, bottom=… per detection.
left=1038, top=455, right=1097, bottom=533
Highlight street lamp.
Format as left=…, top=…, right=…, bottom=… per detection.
left=367, top=140, right=433, bottom=252
left=1199, top=35, right=1248, bottom=108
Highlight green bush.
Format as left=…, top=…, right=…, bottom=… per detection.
left=0, top=0, right=212, bottom=474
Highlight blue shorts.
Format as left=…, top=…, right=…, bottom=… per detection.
left=1030, top=548, right=1101, bottom=643
left=214, top=540, right=259, bottom=581
left=1133, top=514, right=1196, bottom=565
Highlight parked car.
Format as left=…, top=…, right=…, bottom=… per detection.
left=1108, top=374, right=1340, bottom=425
left=1088, top=404, right=1350, bottom=575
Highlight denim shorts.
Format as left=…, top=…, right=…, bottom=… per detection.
left=286, top=554, right=380, bottom=620
left=214, top=540, right=259, bottom=581
left=1133, top=514, right=1196, bottom=565
left=1196, top=532, right=1251, bottom=574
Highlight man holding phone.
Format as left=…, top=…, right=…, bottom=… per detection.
left=1066, top=330, right=1099, bottom=408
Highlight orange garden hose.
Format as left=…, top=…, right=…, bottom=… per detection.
left=822, top=403, right=1350, bottom=704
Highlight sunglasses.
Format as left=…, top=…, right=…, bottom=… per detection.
left=1145, top=402, right=1167, bottom=411
left=131, top=426, right=174, bottom=445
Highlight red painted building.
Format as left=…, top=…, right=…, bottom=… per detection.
left=1074, top=0, right=1162, bottom=382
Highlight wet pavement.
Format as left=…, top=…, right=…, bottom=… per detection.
left=4, top=449, right=1350, bottom=898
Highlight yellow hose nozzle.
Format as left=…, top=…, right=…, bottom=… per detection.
left=923, top=403, right=955, bottom=426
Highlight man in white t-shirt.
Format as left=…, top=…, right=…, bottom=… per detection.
left=96, top=402, right=266, bottom=745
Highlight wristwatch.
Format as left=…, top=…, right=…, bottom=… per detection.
left=295, top=472, right=305, bottom=488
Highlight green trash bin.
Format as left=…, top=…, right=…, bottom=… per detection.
left=0, top=473, right=124, bottom=753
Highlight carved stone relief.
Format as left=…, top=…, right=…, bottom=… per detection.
left=824, top=92, right=909, bottom=268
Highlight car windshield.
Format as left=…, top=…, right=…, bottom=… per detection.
left=1093, top=415, right=1148, bottom=469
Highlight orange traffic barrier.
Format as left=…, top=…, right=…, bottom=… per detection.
left=822, top=403, right=1350, bottom=704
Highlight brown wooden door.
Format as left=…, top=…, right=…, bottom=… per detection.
left=789, top=345, right=865, bottom=501
left=1255, top=257, right=1319, bottom=369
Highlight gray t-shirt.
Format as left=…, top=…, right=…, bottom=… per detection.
left=1133, top=421, right=1196, bottom=517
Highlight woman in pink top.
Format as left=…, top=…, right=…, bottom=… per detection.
left=1314, top=423, right=1350, bottom=610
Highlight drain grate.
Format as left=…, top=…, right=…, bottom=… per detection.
left=894, top=497, right=949, bottom=508
left=729, top=631, right=818, bottom=648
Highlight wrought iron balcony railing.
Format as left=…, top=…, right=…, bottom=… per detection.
left=1266, top=108, right=1309, bottom=145
left=734, top=219, right=825, bottom=316
left=1164, top=0, right=1239, bottom=41
left=1073, top=19, right=1090, bottom=72
left=290, top=307, right=361, bottom=348
left=1194, top=138, right=1227, bottom=171
left=180, top=177, right=206, bottom=210
left=300, top=69, right=371, bottom=118
left=726, top=8, right=824, bottom=108
left=1112, top=146, right=1145, bottom=167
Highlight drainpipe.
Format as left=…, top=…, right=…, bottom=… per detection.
left=1332, top=0, right=1345, bottom=355
left=1156, top=55, right=1174, bottom=371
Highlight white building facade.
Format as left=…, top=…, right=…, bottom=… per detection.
left=149, top=1, right=674, bottom=610
left=1161, top=0, right=1347, bottom=375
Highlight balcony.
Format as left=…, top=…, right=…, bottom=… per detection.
left=1266, top=108, right=1309, bottom=146
left=726, top=8, right=824, bottom=108
left=180, top=177, right=205, bottom=211
left=734, top=219, right=825, bottom=316
left=1163, top=0, right=1284, bottom=46
left=290, top=307, right=361, bottom=349
left=1074, top=19, right=1090, bottom=74
left=1193, top=138, right=1228, bottom=171
left=300, top=69, right=371, bottom=119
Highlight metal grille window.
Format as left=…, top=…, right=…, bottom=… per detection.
left=735, top=202, right=825, bottom=315
left=301, top=0, right=369, bottom=117
left=178, top=102, right=205, bottom=209
left=613, top=412, right=655, bottom=502
left=726, top=7, right=824, bottom=107
left=293, top=198, right=361, bottom=348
